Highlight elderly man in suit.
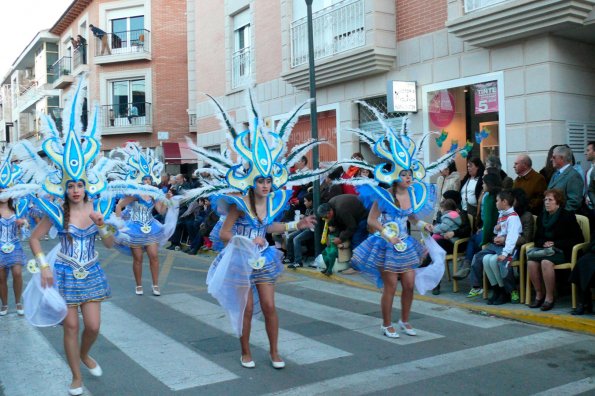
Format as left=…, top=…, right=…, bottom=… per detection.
left=547, top=145, right=584, bottom=212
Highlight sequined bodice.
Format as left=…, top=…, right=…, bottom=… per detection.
left=59, top=224, right=98, bottom=263
left=233, top=216, right=268, bottom=239
left=130, top=200, right=154, bottom=223
left=0, top=215, right=18, bottom=244
left=380, top=212, right=410, bottom=239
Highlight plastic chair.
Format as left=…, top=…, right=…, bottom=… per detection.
left=525, top=214, right=590, bottom=308
left=448, top=213, right=474, bottom=293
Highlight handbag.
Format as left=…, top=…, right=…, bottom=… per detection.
left=526, top=247, right=555, bottom=260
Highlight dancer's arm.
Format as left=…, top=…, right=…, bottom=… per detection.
left=219, top=205, right=240, bottom=245
left=29, top=217, right=53, bottom=288
left=154, top=192, right=173, bottom=215
left=90, top=212, right=115, bottom=249
left=368, top=202, right=402, bottom=246
left=115, top=196, right=136, bottom=216
left=267, top=215, right=317, bottom=234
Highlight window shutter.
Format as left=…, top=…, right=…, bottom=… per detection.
left=567, top=121, right=595, bottom=171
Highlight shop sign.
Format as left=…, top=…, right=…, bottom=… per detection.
left=474, top=81, right=498, bottom=114
left=429, top=90, right=455, bottom=128
left=387, top=81, right=417, bottom=113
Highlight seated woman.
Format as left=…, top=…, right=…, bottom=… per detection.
left=568, top=240, right=595, bottom=315
left=527, top=189, right=583, bottom=311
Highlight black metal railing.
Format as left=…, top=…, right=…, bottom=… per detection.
left=73, top=45, right=87, bottom=69
left=94, top=29, right=150, bottom=56
left=100, top=102, right=151, bottom=128
left=48, top=107, right=63, bottom=131
left=51, top=56, right=72, bottom=79
left=189, top=113, right=197, bottom=126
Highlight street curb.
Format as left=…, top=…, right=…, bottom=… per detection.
left=293, top=268, right=595, bottom=336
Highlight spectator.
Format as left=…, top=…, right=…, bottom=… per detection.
left=540, top=144, right=576, bottom=184
left=436, top=162, right=460, bottom=198
left=77, top=35, right=87, bottom=64
left=582, top=141, right=595, bottom=228
left=89, top=24, right=111, bottom=55
left=127, top=104, right=139, bottom=124
left=569, top=238, right=595, bottom=315
left=320, top=167, right=343, bottom=203
left=454, top=173, right=501, bottom=292
left=547, top=145, right=584, bottom=212
left=158, top=173, right=171, bottom=193
left=460, top=157, right=485, bottom=220
left=527, top=189, right=583, bottom=311
left=286, top=193, right=315, bottom=269
left=512, top=154, right=547, bottom=214
left=486, top=155, right=513, bottom=189
left=186, top=198, right=219, bottom=255
left=316, top=194, right=369, bottom=274
left=481, top=190, right=522, bottom=305
left=342, top=152, right=364, bottom=195
left=432, top=199, right=462, bottom=242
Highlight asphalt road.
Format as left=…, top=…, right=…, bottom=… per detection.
left=1, top=242, right=595, bottom=396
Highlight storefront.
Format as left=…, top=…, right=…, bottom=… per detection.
left=422, top=72, right=506, bottom=174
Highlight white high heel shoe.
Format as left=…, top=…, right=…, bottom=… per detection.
left=68, top=385, right=83, bottom=395
left=380, top=324, right=399, bottom=338
left=240, top=356, right=255, bottom=368
left=270, top=358, right=285, bottom=369
left=398, top=320, right=417, bottom=336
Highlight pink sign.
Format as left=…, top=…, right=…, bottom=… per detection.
left=474, top=82, right=498, bottom=114
left=429, top=90, right=455, bottom=128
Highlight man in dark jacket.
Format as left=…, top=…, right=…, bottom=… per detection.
left=317, top=194, right=369, bottom=274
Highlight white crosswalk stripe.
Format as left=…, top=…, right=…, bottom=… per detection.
left=156, top=293, right=353, bottom=364
left=263, top=330, right=589, bottom=396
left=275, top=292, right=443, bottom=344
left=100, top=302, right=238, bottom=390
left=0, top=316, right=93, bottom=396
left=294, top=279, right=506, bottom=328
left=531, top=376, right=595, bottom=396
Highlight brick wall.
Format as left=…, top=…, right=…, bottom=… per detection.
left=397, top=0, right=447, bottom=41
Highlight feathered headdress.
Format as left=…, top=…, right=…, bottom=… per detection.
left=32, top=81, right=106, bottom=198
left=183, top=90, right=331, bottom=201
left=111, top=141, right=163, bottom=184
left=0, top=146, right=22, bottom=190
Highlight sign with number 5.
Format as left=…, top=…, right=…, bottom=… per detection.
left=474, top=81, right=498, bottom=114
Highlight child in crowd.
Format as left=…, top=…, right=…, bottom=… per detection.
left=432, top=199, right=462, bottom=243
left=321, top=226, right=338, bottom=276
left=482, top=190, right=522, bottom=305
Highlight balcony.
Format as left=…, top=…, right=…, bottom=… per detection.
left=231, top=47, right=252, bottom=89
left=94, top=29, right=151, bottom=65
left=282, top=0, right=396, bottom=90
left=447, top=0, right=595, bottom=47
left=100, top=102, right=152, bottom=135
left=72, top=45, right=88, bottom=71
left=51, top=56, right=74, bottom=89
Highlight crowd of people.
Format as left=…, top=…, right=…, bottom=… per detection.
left=0, top=78, right=594, bottom=395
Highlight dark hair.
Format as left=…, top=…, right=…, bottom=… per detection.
left=328, top=167, right=343, bottom=180
left=304, top=193, right=313, bottom=202
left=442, top=190, right=462, bottom=207
left=440, top=198, right=457, bottom=212
left=467, top=157, right=485, bottom=177
left=447, top=162, right=457, bottom=174
left=317, top=203, right=332, bottom=217
left=544, top=188, right=565, bottom=207
left=510, top=188, right=529, bottom=216
left=483, top=173, right=502, bottom=194
left=247, top=189, right=263, bottom=224
left=497, top=190, right=515, bottom=207
left=351, top=152, right=364, bottom=160
left=588, top=141, right=595, bottom=151
left=63, top=192, right=89, bottom=241
left=300, top=156, right=308, bottom=166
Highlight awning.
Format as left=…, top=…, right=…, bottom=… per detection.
left=162, top=142, right=198, bottom=165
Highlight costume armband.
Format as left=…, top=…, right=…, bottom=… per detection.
left=285, top=221, right=298, bottom=232
left=415, top=220, right=428, bottom=230
left=381, top=227, right=397, bottom=241
left=36, top=252, right=50, bottom=269
left=97, top=224, right=113, bottom=238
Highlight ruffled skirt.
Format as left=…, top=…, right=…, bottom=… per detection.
left=54, top=260, right=111, bottom=306
left=0, top=243, right=26, bottom=268
left=120, top=220, right=164, bottom=247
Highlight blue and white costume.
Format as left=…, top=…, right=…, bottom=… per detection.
left=183, top=91, right=328, bottom=336
left=0, top=215, right=26, bottom=268
left=345, top=102, right=472, bottom=294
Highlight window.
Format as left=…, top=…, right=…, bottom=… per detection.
left=110, top=79, right=146, bottom=120
left=231, top=9, right=251, bottom=88
left=111, top=15, right=144, bottom=52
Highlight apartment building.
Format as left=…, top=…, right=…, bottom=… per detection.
left=1, top=0, right=195, bottom=173
left=191, top=0, right=595, bottom=174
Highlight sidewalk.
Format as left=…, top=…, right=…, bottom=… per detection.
left=290, top=263, right=595, bottom=336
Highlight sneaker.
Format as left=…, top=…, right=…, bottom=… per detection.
left=166, top=245, right=177, bottom=250
left=288, top=262, right=303, bottom=269
left=453, top=266, right=471, bottom=280
left=174, top=246, right=181, bottom=251
left=282, top=257, right=293, bottom=264
left=510, top=290, right=520, bottom=304
left=466, top=288, right=483, bottom=298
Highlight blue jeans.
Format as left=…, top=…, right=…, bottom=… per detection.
left=465, top=230, right=483, bottom=262
left=350, top=219, right=369, bottom=249
left=287, top=229, right=314, bottom=263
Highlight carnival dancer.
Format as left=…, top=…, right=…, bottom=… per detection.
left=0, top=148, right=27, bottom=316
left=2, top=81, right=123, bottom=396
left=111, top=143, right=176, bottom=296
left=183, top=92, right=324, bottom=369
left=346, top=103, right=469, bottom=339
